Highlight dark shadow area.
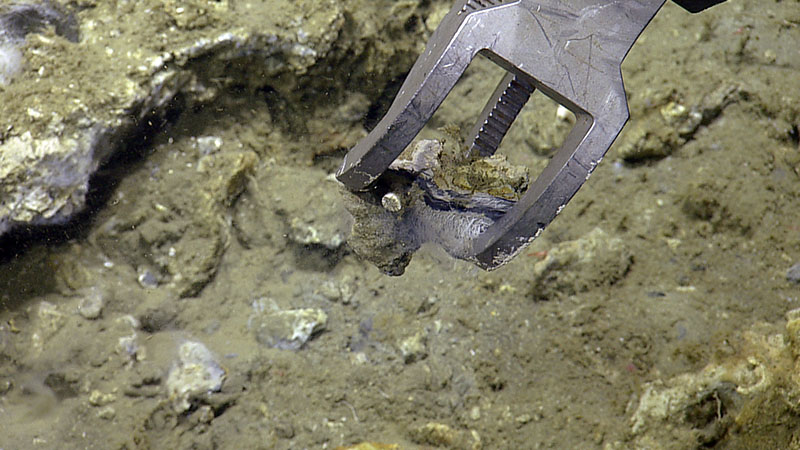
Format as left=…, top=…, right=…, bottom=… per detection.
left=362, top=72, right=407, bottom=132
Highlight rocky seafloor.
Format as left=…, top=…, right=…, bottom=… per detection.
left=2, top=0, right=800, bottom=448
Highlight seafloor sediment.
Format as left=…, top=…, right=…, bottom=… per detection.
left=1, top=0, right=800, bottom=448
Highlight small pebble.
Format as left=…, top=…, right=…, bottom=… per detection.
left=137, top=267, right=159, bottom=288
left=97, top=406, right=116, bottom=420
left=515, top=414, right=533, bottom=424
left=787, top=263, right=800, bottom=284
left=381, top=192, right=402, bottom=212
left=469, top=406, right=481, bottom=420
left=249, top=298, right=328, bottom=350
left=318, top=280, right=342, bottom=301
left=196, top=136, right=223, bottom=155
left=78, top=288, right=104, bottom=320
left=166, top=341, right=226, bottom=413
left=398, top=331, right=427, bottom=364
left=88, top=389, right=116, bottom=407
left=196, top=405, right=215, bottom=423
left=275, top=420, right=295, bottom=439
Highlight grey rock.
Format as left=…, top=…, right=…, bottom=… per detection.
left=0, top=129, right=108, bottom=234
left=0, top=2, right=78, bottom=44
left=165, top=341, right=226, bottom=413
left=77, top=287, right=104, bottom=320
left=787, top=263, right=800, bottom=284
left=248, top=297, right=327, bottom=350
left=0, top=42, right=23, bottom=85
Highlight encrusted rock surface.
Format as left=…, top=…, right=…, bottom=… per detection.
left=0, top=0, right=341, bottom=236
left=625, top=312, right=800, bottom=449
left=0, top=0, right=438, bottom=239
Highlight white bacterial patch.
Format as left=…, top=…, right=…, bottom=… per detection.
left=0, top=42, right=23, bottom=86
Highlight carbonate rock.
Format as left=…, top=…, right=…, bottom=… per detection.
left=616, top=84, right=741, bottom=161
left=628, top=318, right=800, bottom=448
left=248, top=297, right=327, bottom=350
left=165, top=341, right=226, bottom=413
left=77, top=287, right=105, bottom=320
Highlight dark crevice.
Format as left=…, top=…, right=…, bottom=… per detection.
left=363, top=73, right=407, bottom=131
left=258, top=85, right=308, bottom=135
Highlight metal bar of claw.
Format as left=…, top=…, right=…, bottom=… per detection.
left=338, top=0, right=667, bottom=269
left=467, top=72, right=535, bottom=159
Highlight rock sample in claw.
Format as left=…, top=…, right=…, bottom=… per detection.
left=341, top=139, right=529, bottom=275
left=340, top=185, right=416, bottom=276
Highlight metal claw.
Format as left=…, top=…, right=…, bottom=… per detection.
left=338, top=0, right=667, bottom=269
left=467, top=71, right=535, bottom=159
